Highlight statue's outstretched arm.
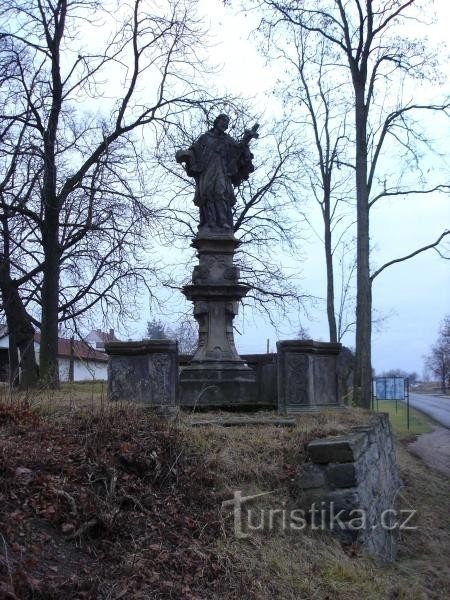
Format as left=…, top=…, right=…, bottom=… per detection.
left=240, top=123, right=260, bottom=146
left=175, top=148, right=192, bottom=164
left=175, top=147, right=201, bottom=179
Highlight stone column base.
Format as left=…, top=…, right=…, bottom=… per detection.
left=179, top=362, right=256, bottom=408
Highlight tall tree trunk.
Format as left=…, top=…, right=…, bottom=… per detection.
left=0, top=274, right=38, bottom=389
left=18, top=338, right=38, bottom=389
left=38, top=3, right=65, bottom=388
left=68, top=336, right=74, bottom=383
left=324, top=199, right=338, bottom=343
left=353, top=85, right=372, bottom=408
left=39, top=213, right=61, bottom=387
left=7, top=325, right=19, bottom=387
left=0, top=218, right=38, bottom=389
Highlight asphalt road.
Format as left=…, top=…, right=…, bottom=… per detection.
left=407, top=393, right=450, bottom=428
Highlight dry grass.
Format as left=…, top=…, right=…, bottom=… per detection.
left=0, top=380, right=106, bottom=418
left=182, top=409, right=372, bottom=495
left=413, top=382, right=450, bottom=397
left=210, top=441, right=450, bottom=600
left=0, top=398, right=227, bottom=599
left=182, top=410, right=450, bottom=600
left=0, top=394, right=448, bottom=599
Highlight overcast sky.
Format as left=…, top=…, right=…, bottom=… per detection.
left=103, top=0, right=450, bottom=378
left=166, top=0, right=449, bottom=378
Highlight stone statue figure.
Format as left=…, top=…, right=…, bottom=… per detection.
left=175, top=114, right=259, bottom=232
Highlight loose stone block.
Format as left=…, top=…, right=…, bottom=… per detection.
left=307, top=432, right=369, bottom=464
left=326, top=463, right=357, bottom=488
left=105, top=340, right=178, bottom=407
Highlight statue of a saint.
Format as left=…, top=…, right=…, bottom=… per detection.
left=175, top=114, right=259, bottom=232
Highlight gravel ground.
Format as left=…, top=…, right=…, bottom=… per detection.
left=408, top=427, right=450, bottom=477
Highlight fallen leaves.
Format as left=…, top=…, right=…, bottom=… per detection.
left=0, top=401, right=225, bottom=599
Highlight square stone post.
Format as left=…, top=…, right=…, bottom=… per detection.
left=277, top=340, right=342, bottom=414
left=105, top=340, right=178, bottom=407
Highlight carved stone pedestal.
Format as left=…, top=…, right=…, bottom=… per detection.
left=179, top=231, right=256, bottom=408
left=277, top=340, right=343, bottom=414
left=105, top=340, right=178, bottom=407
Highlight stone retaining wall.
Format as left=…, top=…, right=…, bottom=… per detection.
left=241, top=353, right=277, bottom=408
left=295, top=412, right=401, bottom=561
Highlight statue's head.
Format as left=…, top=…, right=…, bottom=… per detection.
left=213, top=113, right=230, bottom=133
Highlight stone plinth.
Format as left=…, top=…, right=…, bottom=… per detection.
left=180, top=231, right=256, bottom=408
left=105, top=340, right=178, bottom=407
left=277, top=339, right=342, bottom=414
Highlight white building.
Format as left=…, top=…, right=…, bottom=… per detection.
left=0, top=330, right=108, bottom=382
left=84, top=328, right=118, bottom=351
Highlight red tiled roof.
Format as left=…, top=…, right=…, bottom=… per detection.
left=34, top=334, right=107, bottom=363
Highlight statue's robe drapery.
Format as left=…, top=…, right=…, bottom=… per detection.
left=182, top=130, right=255, bottom=230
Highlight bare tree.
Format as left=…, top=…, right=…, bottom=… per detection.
left=170, top=318, right=198, bottom=354
left=296, top=323, right=310, bottom=340
left=0, top=41, right=38, bottom=387
left=380, top=369, right=418, bottom=384
left=335, top=242, right=356, bottom=342
left=0, top=0, right=216, bottom=386
left=233, top=120, right=308, bottom=322
left=425, top=316, right=450, bottom=393
left=255, top=0, right=450, bottom=407
left=258, top=22, right=355, bottom=342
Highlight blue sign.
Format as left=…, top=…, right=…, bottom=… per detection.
left=375, top=377, right=405, bottom=400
